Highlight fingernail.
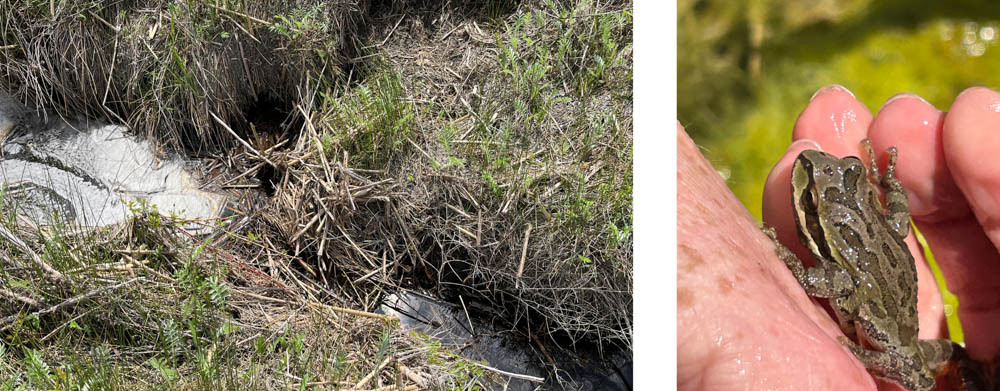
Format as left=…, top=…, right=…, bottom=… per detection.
left=790, top=138, right=822, bottom=152
left=956, top=86, right=996, bottom=101
left=810, top=84, right=855, bottom=102
left=877, top=92, right=931, bottom=114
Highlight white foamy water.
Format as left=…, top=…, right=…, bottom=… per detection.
left=0, top=93, right=225, bottom=227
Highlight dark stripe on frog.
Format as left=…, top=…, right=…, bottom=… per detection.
left=795, top=159, right=834, bottom=259
left=881, top=243, right=898, bottom=270
left=801, top=191, right=830, bottom=257
left=824, top=186, right=844, bottom=205
left=836, top=223, right=877, bottom=274
left=830, top=170, right=877, bottom=239
left=878, top=238, right=919, bottom=345
left=842, top=162, right=861, bottom=197
left=833, top=205, right=919, bottom=346
left=876, top=229, right=919, bottom=345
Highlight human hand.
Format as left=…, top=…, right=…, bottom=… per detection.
left=764, top=85, right=1000, bottom=365
left=678, top=120, right=877, bottom=389
left=679, top=85, right=1000, bottom=390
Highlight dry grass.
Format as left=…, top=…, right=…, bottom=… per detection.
left=0, top=200, right=487, bottom=388
left=1, top=0, right=364, bottom=153
left=0, top=0, right=633, bottom=386
left=373, top=0, right=634, bottom=348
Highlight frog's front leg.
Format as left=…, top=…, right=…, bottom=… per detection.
left=763, top=227, right=853, bottom=298
left=838, top=336, right=936, bottom=391
left=830, top=299, right=859, bottom=337
left=861, top=139, right=910, bottom=238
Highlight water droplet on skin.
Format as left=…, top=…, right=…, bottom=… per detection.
left=922, top=120, right=929, bottom=126
left=829, top=110, right=857, bottom=140
left=734, top=355, right=748, bottom=377
left=717, top=167, right=731, bottom=181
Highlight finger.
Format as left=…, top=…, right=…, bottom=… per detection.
left=793, top=84, right=873, bottom=158
left=869, top=93, right=967, bottom=220
left=762, top=139, right=822, bottom=265
left=761, top=139, right=864, bottom=340
left=679, top=127, right=875, bottom=390
left=940, top=86, right=1000, bottom=359
left=944, top=87, right=1000, bottom=242
left=763, top=85, right=873, bottom=329
left=762, top=84, right=873, bottom=261
left=867, top=94, right=961, bottom=340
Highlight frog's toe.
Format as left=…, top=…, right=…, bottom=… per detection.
left=910, top=369, right=937, bottom=391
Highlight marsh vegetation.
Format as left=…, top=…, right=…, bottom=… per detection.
left=0, top=0, right=633, bottom=388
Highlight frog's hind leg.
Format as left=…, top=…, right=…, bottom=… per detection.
left=861, top=139, right=911, bottom=238
left=838, top=336, right=935, bottom=391
left=762, top=226, right=853, bottom=298
left=918, top=339, right=956, bottom=373
left=850, top=305, right=938, bottom=390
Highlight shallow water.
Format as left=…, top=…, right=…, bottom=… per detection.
left=0, top=92, right=225, bottom=227
left=380, top=291, right=632, bottom=390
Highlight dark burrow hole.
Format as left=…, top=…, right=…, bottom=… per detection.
left=242, top=94, right=298, bottom=144
left=240, top=94, right=298, bottom=196
left=254, top=163, right=280, bottom=196
left=365, top=0, right=521, bottom=24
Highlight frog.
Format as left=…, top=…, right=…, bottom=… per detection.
left=764, top=139, right=955, bottom=391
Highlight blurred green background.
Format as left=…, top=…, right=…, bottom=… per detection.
left=680, top=0, right=1000, bottom=219
left=678, top=0, right=1000, bottom=343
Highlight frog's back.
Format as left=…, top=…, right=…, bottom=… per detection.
left=822, top=177, right=920, bottom=350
